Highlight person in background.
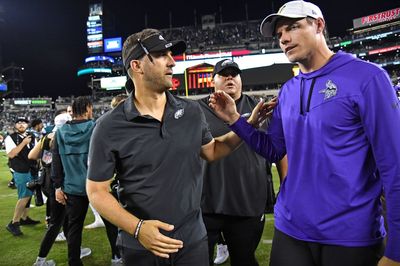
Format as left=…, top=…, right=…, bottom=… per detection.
left=7, top=161, right=17, bottom=189
left=84, top=205, right=105, bottom=229
left=30, top=119, right=44, bottom=141
left=86, top=94, right=127, bottom=266
left=213, top=233, right=229, bottom=265
left=5, top=117, right=39, bottom=236
left=29, top=118, right=44, bottom=207
left=30, top=112, right=71, bottom=266
left=199, top=59, right=287, bottom=266
left=209, top=1, right=400, bottom=266
left=53, top=97, right=94, bottom=266
left=66, top=105, right=73, bottom=117
left=0, top=134, right=4, bottom=149
left=393, top=77, right=400, bottom=100
left=104, top=93, right=129, bottom=265
left=30, top=110, right=92, bottom=266
left=110, top=93, right=129, bottom=108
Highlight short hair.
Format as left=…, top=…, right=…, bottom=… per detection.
left=122, top=28, right=160, bottom=78
left=30, top=119, right=43, bottom=128
left=54, top=109, right=67, bottom=117
left=72, top=96, right=93, bottom=117
left=111, top=94, right=128, bottom=108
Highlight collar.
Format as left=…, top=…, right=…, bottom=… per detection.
left=123, top=90, right=183, bottom=121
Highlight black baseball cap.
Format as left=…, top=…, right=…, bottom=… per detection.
left=212, top=59, right=241, bottom=77
left=123, top=33, right=186, bottom=70
left=15, top=117, right=29, bottom=124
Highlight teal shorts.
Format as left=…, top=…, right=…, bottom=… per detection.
left=13, top=171, right=33, bottom=199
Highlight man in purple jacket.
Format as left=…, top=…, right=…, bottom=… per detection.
left=209, top=1, right=400, bottom=266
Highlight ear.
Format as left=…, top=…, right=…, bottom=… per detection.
left=316, top=17, right=325, bottom=34
left=130, top=60, right=143, bottom=74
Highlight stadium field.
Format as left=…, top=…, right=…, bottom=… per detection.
left=0, top=150, right=278, bottom=266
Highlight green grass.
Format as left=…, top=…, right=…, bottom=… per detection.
left=0, top=151, right=279, bottom=265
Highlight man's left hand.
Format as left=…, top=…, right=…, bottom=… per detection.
left=248, top=96, right=278, bottom=128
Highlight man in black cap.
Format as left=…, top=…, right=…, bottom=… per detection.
left=86, top=28, right=256, bottom=265
left=4, top=117, right=39, bottom=236
left=199, top=59, right=287, bottom=266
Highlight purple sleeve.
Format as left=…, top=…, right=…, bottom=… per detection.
left=359, top=70, right=400, bottom=261
left=229, top=115, right=285, bottom=163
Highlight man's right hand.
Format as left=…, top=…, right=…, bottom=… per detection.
left=55, top=188, right=67, bottom=205
left=138, top=220, right=183, bottom=258
left=22, top=135, right=32, bottom=145
left=209, top=91, right=240, bottom=125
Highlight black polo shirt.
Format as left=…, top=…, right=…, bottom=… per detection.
left=88, top=91, right=213, bottom=249
left=199, top=94, right=272, bottom=216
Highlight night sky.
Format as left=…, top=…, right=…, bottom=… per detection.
left=0, top=0, right=398, bottom=98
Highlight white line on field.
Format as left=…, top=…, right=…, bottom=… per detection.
left=262, top=239, right=273, bottom=244
left=0, top=193, right=16, bottom=198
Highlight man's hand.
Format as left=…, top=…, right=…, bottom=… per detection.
left=138, top=220, right=183, bottom=258
left=22, top=135, right=32, bottom=145
left=55, top=188, right=67, bottom=205
left=378, top=256, right=400, bottom=266
left=209, top=91, right=240, bottom=125
left=248, top=96, right=278, bottom=128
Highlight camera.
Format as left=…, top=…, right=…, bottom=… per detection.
left=26, top=179, right=44, bottom=206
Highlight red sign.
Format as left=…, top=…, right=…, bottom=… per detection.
left=368, top=45, right=400, bottom=55
left=353, top=8, right=400, bottom=29
left=171, top=78, right=181, bottom=90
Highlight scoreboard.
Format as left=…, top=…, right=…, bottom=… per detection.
left=12, top=98, right=52, bottom=107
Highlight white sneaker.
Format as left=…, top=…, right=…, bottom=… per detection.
left=80, top=247, right=92, bottom=259
left=33, top=259, right=56, bottom=266
left=111, top=257, right=123, bottom=266
left=84, top=219, right=105, bottom=229
left=214, top=244, right=229, bottom=264
left=55, top=232, right=66, bottom=242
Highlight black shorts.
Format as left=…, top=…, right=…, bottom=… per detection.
left=270, top=228, right=384, bottom=266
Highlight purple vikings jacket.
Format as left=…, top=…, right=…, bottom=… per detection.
left=230, top=51, right=400, bottom=261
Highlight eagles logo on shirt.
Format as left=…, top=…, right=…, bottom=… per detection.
left=174, top=108, right=184, bottom=119
left=319, top=80, right=338, bottom=100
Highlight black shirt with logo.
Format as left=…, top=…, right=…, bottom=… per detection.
left=88, top=91, right=213, bottom=249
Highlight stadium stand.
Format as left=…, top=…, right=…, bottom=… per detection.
left=0, top=6, right=399, bottom=135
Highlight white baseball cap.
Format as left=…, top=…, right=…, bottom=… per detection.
left=52, top=113, right=72, bottom=132
left=260, top=1, right=324, bottom=37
